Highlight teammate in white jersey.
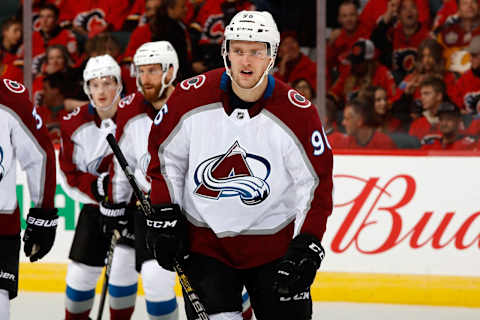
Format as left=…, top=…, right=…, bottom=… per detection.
left=108, top=41, right=181, bottom=320
left=60, top=54, right=140, bottom=320
left=145, top=11, right=333, bottom=320
left=0, top=78, right=58, bottom=319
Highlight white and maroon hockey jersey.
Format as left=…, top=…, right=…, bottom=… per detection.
left=109, top=92, right=157, bottom=203
left=147, top=69, right=333, bottom=268
left=59, top=104, right=115, bottom=204
left=0, top=78, right=56, bottom=235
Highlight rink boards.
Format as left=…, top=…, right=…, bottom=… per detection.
left=15, top=152, right=480, bottom=307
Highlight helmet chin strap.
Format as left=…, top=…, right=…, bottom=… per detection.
left=223, top=55, right=274, bottom=91
left=88, top=85, right=122, bottom=112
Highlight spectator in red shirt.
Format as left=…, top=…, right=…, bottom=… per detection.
left=359, top=0, right=430, bottom=35
left=408, top=76, right=445, bottom=140
left=359, top=85, right=402, bottom=133
left=342, top=98, right=397, bottom=149
left=0, top=17, right=23, bottom=66
left=327, top=0, right=370, bottom=75
left=421, top=101, right=478, bottom=150
left=370, top=0, right=430, bottom=82
left=454, top=35, right=480, bottom=114
left=32, top=4, right=80, bottom=77
left=329, top=39, right=396, bottom=105
left=433, top=0, right=457, bottom=31
left=274, top=31, right=317, bottom=91
left=435, top=0, right=480, bottom=73
left=39, top=72, right=68, bottom=144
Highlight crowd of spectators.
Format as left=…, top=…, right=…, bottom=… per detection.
left=327, top=0, right=480, bottom=151
left=1, top=0, right=480, bottom=151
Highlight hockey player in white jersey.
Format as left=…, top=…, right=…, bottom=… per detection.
left=107, top=41, right=180, bottom=320
left=145, top=11, right=333, bottom=320
left=60, top=54, right=141, bottom=319
left=0, top=78, right=58, bottom=319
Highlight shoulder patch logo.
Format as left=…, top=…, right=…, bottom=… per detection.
left=288, top=89, right=311, bottom=108
left=119, top=93, right=136, bottom=108
left=193, top=141, right=271, bottom=205
left=3, top=79, right=26, bottom=94
left=180, top=75, right=206, bottom=90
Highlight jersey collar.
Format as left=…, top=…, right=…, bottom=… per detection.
left=220, top=71, right=275, bottom=118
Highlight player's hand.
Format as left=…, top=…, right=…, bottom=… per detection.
left=145, top=204, right=188, bottom=272
left=23, top=208, right=59, bottom=262
left=99, top=201, right=128, bottom=236
left=272, top=234, right=325, bottom=297
left=91, top=172, right=110, bottom=202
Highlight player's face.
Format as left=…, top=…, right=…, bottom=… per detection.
left=138, top=64, right=166, bottom=102
left=342, top=105, right=361, bottom=136
left=374, top=88, right=388, bottom=115
left=47, top=48, right=66, bottom=73
left=228, top=40, right=271, bottom=89
left=399, top=0, right=418, bottom=28
left=459, top=0, right=479, bottom=20
left=439, top=114, right=459, bottom=136
left=88, top=76, right=119, bottom=109
left=420, top=85, right=441, bottom=111
left=338, top=3, right=358, bottom=33
left=39, top=8, right=57, bottom=33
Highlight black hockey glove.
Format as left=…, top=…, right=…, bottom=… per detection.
left=23, top=208, right=59, bottom=262
left=91, top=172, right=109, bottom=202
left=272, top=233, right=325, bottom=297
left=145, top=204, right=188, bottom=272
left=99, top=201, right=128, bottom=236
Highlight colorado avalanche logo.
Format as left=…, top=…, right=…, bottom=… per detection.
left=464, top=92, right=480, bottom=114
left=180, top=75, right=206, bottom=90
left=3, top=79, right=26, bottom=94
left=288, top=89, right=311, bottom=108
left=194, top=141, right=270, bottom=205
left=0, top=146, right=5, bottom=182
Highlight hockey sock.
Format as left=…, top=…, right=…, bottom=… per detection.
left=108, top=283, right=137, bottom=319
left=65, top=286, right=95, bottom=319
left=241, top=290, right=253, bottom=320
left=0, top=289, right=10, bottom=320
left=145, top=297, right=178, bottom=320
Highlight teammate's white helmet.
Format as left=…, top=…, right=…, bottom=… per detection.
left=133, top=41, right=179, bottom=98
left=222, top=11, right=280, bottom=89
left=83, top=55, right=123, bottom=111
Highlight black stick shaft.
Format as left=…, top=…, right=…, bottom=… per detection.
left=96, top=229, right=120, bottom=320
left=106, top=133, right=210, bottom=320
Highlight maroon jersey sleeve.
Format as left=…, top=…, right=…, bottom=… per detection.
left=267, top=83, right=334, bottom=242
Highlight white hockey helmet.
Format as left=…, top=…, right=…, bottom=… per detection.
left=222, top=11, right=280, bottom=88
left=133, top=41, right=179, bottom=98
left=83, top=54, right=123, bottom=110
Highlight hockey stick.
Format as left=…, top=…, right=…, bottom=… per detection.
left=106, top=133, right=210, bottom=320
left=96, top=229, right=121, bottom=320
